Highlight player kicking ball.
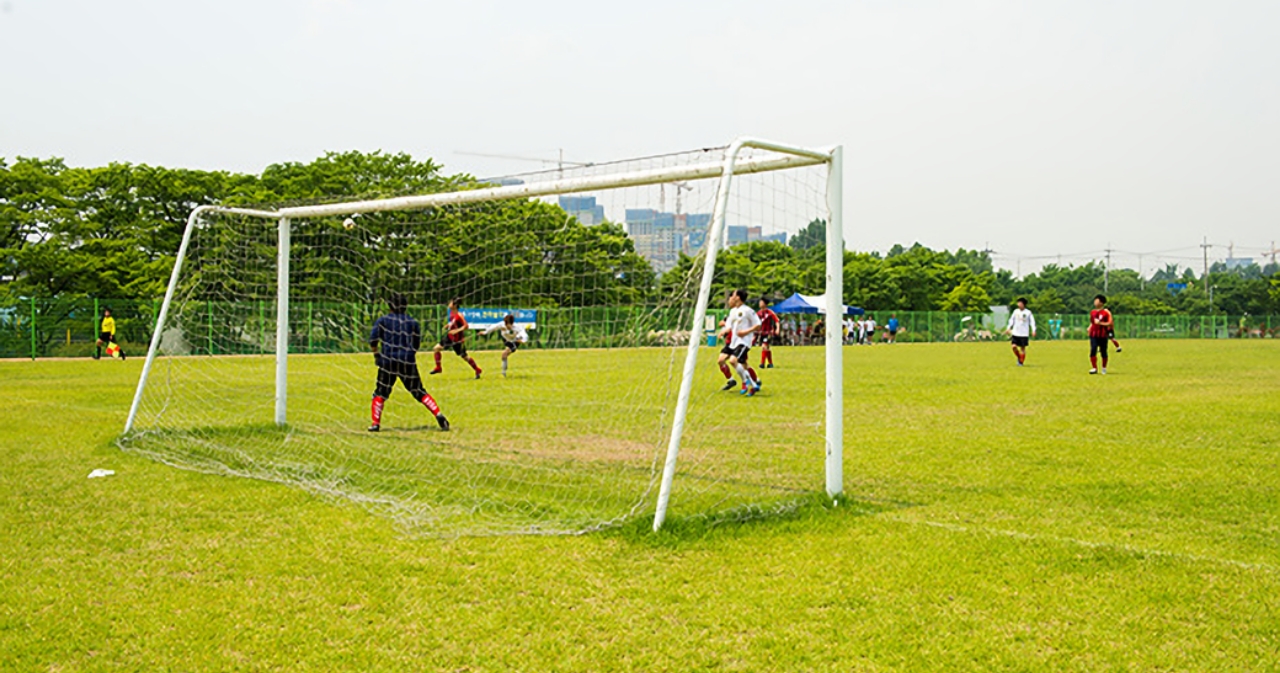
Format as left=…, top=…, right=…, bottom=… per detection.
left=716, top=289, right=763, bottom=396
left=1005, top=297, right=1036, bottom=366
left=756, top=298, right=779, bottom=369
left=430, top=298, right=482, bottom=379
left=482, top=314, right=528, bottom=377
left=368, top=292, right=449, bottom=432
left=1088, top=294, right=1113, bottom=375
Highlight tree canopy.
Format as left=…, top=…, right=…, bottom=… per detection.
left=3, top=152, right=1276, bottom=316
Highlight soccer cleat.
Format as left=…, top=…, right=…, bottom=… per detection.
left=1017, top=361, right=1023, bottom=367
left=721, top=379, right=737, bottom=391
left=436, top=414, right=450, bottom=431
left=1101, top=368, right=1107, bottom=375
left=429, top=368, right=442, bottom=375
left=747, top=382, right=759, bottom=397
left=1116, top=347, right=1122, bottom=353
left=475, top=369, right=482, bottom=380
left=367, top=424, right=380, bottom=432
left=1089, top=368, right=1098, bottom=375
left=739, top=386, right=750, bottom=396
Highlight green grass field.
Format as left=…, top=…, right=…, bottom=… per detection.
left=2, top=340, right=1278, bottom=671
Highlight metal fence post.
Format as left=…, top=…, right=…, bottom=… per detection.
left=30, top=297, right=37, bottom=360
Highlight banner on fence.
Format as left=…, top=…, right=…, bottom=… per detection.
left=461, top=308, right=538, bottom=330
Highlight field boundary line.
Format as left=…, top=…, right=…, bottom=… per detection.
left=887, top=515, right=1278, bottom=574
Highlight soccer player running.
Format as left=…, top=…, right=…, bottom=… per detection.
left=94, top=307, right=125, bottom=360
left=431, top=298, right=482, bottom=379
left=887, top=314, right=900, bottom=344
left=368, top=292, right=449, bottom=432
left=1088, top=294, right=1114, bottom=375
left=482, top=314, right=528, bottom=377
left=756, top=298, right=780, bottom=369
left=717, top=289, right=763, bottom=396
left=1005, top=297, right=1036, bottom=366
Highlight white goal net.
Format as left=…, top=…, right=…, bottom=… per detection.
left=120, top=140, right=842, bottom=536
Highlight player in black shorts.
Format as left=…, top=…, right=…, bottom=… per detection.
left=481, top=314, right=529, bottom=377
left=368, top=292, right=449, bottom=432
left=431, top=298, right=482, bottom=378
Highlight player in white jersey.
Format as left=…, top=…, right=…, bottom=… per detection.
left=716, top=289, right=763, bottom=396
left=1005, top=297, right=1037, bottom=366
left=482, top=314, right=529, bottom=377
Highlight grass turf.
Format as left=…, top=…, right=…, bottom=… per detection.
left=1, top=339, right=1278, bottom=670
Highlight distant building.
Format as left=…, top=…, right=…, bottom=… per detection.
left=625, top=207, right=783, bottom=271
left=1225, top=257, right=1254, bottom=271
left=761, top=232, right=787, bottom=245
left=559, top=196, right=606, bottom=226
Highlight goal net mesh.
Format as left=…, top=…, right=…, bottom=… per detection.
left=120, top=146, right=832, bottom=536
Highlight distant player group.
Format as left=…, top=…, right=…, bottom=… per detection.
left=357, top=287, right=1127, bottom=434
left=1005, top=293, right=1121, bottom=374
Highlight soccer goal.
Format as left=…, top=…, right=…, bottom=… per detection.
left=121, top=138, right=844, bottom=535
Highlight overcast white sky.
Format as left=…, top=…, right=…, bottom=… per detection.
left=2, top=0, right=1277, bottom=274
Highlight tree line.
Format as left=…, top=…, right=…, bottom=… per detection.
left=3, top=152, right=1277, bottom=316
left=664, top=220, right=1280, bottom=316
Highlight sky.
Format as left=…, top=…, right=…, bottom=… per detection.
left=2, top=0, right=1277, bottom=275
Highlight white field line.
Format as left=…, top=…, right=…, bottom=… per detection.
left=886, top=515, right=1278, bottom=574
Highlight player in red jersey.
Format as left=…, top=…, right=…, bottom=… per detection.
left=1088, top=294, right=1113, bottom=375
left=756, top=298, right=780, bottom=368
left=430, top=298, right=483, bottom=379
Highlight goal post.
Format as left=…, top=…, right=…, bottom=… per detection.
left=122, top=138, right=844, bottom=535
left=651, top=138, right=842, bottom=531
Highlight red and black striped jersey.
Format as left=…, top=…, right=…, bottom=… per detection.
left=757, top=308, right=779, bottom=336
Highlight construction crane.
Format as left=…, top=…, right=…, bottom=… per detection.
left=454, top=149, right=592, bottom=179
left=660, top=181, right=693, bottom=214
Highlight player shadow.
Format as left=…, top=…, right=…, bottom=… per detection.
left=608, top=492, right=919, bottom=548
left=379, top=425, right=448, bottom=433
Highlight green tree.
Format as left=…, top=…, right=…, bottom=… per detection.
left=788, top=218, right=826, bottom=251
left=940, top=279, right=993, bottom=312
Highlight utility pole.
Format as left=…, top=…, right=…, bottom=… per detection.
left=1138, top=254, right=1144, bottom=291
left=1200, top=236, right=1211, bottom=288
left=1104, top=245, right=1112, bottom=294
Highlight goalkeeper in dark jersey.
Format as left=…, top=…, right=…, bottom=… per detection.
left=368, top=292, right=449, bottom=432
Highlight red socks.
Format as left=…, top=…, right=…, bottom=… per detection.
left=719, top=363, right=732, bottom=379
left=433, top=352, right=442, bottom=369
left=1090, top=356, right=1098, bottom=369
left=420, top=394, right=441, bottom=415
left=371, top=396, right=385, bottom=425
left=746, top=366, right=759, bottom=383
left=467, top=357, right=481, bottom=374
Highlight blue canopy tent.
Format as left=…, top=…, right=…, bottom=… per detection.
left=770, top=293, right=864, bottom=316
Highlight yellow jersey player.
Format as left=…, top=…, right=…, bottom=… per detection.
left=95, top=307, right=125, bottom=360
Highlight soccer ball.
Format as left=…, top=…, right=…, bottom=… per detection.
left=343, top=217, right=356, bottom=230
